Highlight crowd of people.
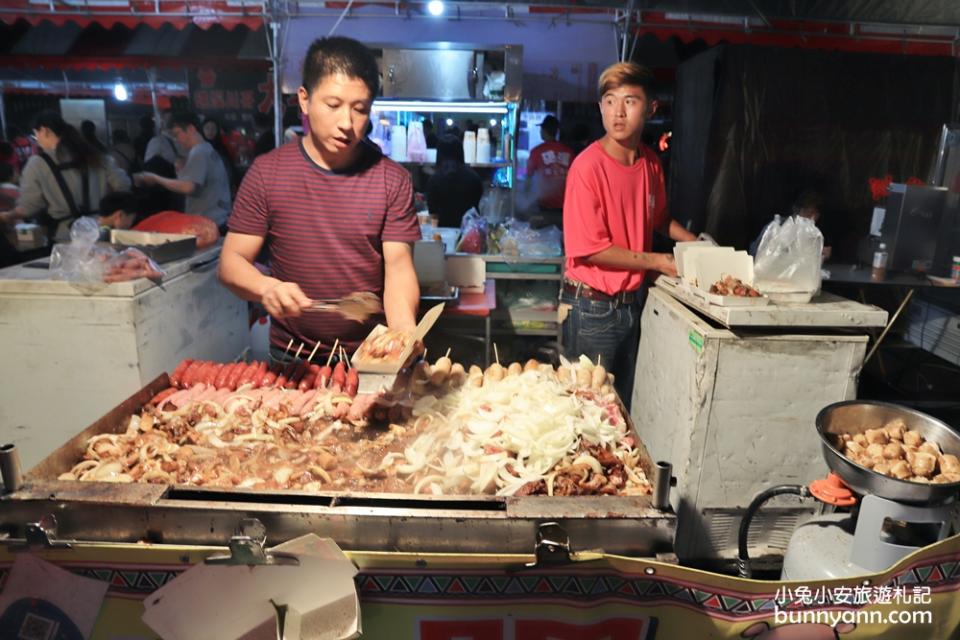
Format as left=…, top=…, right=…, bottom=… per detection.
left=0, top=108, right=278, bottom=266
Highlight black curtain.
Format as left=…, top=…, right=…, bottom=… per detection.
left=670, top=45, right=958, bottom=261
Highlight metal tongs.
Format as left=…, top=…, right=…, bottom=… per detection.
left=305, top=291, right=383, bottom=323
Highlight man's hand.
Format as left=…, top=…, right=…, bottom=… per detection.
left=654, top=253, right=678, bottom=277
left=132, top=172, right=157, bottom=187
left=262, top=281, right=312, bottom=318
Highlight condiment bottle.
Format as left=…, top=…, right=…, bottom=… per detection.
left=952, top=256, right=960, bottom=281
left=871, top=242, right=888, bottom=282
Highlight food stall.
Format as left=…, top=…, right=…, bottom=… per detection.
left=0, top=244, right=249, bottom=471
left=633, top=275, right=890, bottom=565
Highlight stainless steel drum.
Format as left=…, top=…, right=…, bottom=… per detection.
left=816, top=400, right=960, bottom=504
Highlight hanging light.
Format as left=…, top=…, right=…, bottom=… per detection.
left=488, top=118, right=497, bottom=127
left=427, top=0, right=444, bottom=16
left=445, top=118, right=454, bottom=126
left=113, top=82, right=129, bottom=101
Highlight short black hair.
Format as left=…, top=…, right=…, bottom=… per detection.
left=792, top=189, right=823, bottom=215
left=540, top=115, right=560, bottom=137
left=169, top=111, right=201, bottom=131
left=301, top=36, right=379, bottom=97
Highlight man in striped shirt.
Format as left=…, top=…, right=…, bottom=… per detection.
left=219, top=37, right=421, bottom=361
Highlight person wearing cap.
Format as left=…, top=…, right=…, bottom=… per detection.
left=561, top=62, right=696, bottom=409
left=526, top=114, right=574, bottom=213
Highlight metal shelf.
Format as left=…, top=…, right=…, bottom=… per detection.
left=486, top=272, right=562, bottom=281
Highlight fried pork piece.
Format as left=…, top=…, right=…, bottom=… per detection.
left=709, top=275, right=761, bottom=297
left=838, top=422, right=958, bottom=485
left=884, top=418, right=906, bottom=441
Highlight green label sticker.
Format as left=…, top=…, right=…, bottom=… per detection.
left=688, top=330, right=704, bottom=353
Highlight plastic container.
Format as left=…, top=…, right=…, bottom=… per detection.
left=250, top=315, right=271, bottom=362
left=871, top=243, right=888, bottom=282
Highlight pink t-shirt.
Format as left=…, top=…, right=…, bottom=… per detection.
left=562, top=140, right=668, bottom=295
left=527, top=140, right=574, bottom=210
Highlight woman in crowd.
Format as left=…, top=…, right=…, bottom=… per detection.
left=0, top=110, right=130, bottom=242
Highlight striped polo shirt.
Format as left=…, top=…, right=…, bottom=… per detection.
left=228, top=138, right=420, bottom=356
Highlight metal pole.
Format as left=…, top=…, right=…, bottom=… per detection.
left=269, top=19, right=283, bottom=148
left=0, top=444, right=23, bottom=493
left=147, top=67, right=159, bottom=123
left=653, top=461, right=672, bottom=510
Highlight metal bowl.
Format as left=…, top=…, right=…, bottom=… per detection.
left=816, top=400, right=960, bottom=504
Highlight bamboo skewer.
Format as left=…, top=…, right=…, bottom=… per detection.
left=325, top=339, right=340, bottom=367
left=493, top=343, right=500, bottom=365
left=307, top=341, right=322, bottom=363
left=282, top=338, right=294, bottom=357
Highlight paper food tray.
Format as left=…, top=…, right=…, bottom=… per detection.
left=351, top=303, right=445, bottom=374
left=685, top=248, right=769, bottom=306
left=683, top=281, right=770, bottom=307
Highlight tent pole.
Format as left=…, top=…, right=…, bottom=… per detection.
left=147, top=68, right=159, bottom=122
left=0, top=91, right=7, bottom=142
left=269, top=18, right=282, bottom=148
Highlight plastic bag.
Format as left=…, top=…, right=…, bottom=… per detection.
left=498, top=220, right=563, bottom=259
left=49, top=217, right=166, bottom=284
left=103, top=248, right=165, bottom=283
left=49, top=216, right=113, bottom=283
left=753, top=215, right=824, bottom=299
left=456, top=208, right=487, bottom=253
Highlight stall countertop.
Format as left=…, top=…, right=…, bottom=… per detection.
left=0, top=244, right=221, bottom=297
left=656, top=277, right=889, bottom=329
left=823, top=263, right=954, bottom=288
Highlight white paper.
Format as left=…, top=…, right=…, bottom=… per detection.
left=142, top=535, right=359, bottom=640
left=0, top=554, right=109, bottom=640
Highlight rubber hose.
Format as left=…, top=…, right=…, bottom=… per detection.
left=737, top=484, right=807, bottom=579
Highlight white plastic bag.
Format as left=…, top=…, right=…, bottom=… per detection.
left=753, top=215, right=824, bottom=301
left=49, top=216, right=113, bottom=283
left=49, top=216, right=166, bottom=284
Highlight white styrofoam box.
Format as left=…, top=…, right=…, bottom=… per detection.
left=0, top=247, right=249, bottom=471
left=445, top=254, right=486, bottom=288
left=676, top=246, right=734, bottom=287
left=693, top=250, right=754, bottom=290
left=632, top=287, right=868, bottom=562
left=673, top=240, right=715, bottom=280
left=413, top=240, right=446, bottom=285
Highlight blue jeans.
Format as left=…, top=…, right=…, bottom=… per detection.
left=560, top=287, right=647, bottom=412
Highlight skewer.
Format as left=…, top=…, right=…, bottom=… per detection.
left=493, top=343, right=500, bottom=365
left=444, top=347, right=451, bottom=359
left=596, top=354, right=602, bottom=366
left=325, top=339, right=340, bottom=367
left=307, top=341, right=322, bottom=363
left=292, top=343, right=305, bottom=362
left=282, top=338, right=294, bottom=357
left=340, top=345, right=349, bottom=368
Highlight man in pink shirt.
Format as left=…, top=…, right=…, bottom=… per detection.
left=561, top=61, right=696, bottom=409
left=526, top=115, right=573, bottom=211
